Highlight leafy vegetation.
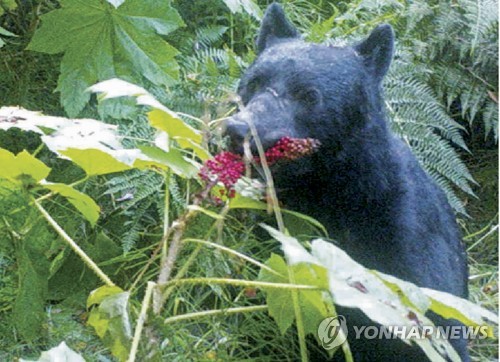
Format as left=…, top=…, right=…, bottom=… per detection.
left=0, top=0, right=497, bottom=361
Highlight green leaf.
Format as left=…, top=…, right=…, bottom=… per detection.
left=60, top=148, right=131, bottom=176
left=42, top=183, right=100, bottom=226
left=88, top=285, right=124, bottom=308
left=258, top=254, right=333, bottom=336
left=309, top=239, right=471, bottom=361
left=148, top=109, right=202, bottom=144
left=175, top=137, right=211, bottom=161
left=13, top=216, right=52, bottom=341
left=87, top=289, right=132, bottom=362
left=137, top=145, right=198, bottom=178
left=229, top=194, right=268, bottom=210
left=27, top=0, right=184, bottom=116
left=222, top=0, right=262, bottom=19
left=422, top=288, right=497, bottom=336
left=0, top=148, right=51, bottom=183
left=261, top=226, right=495, bottom=361
left=258, top=254, right=295, bottom=333
left=0, top=0, right=17, bottom=17
left=0, top=26, right=16, bottom=37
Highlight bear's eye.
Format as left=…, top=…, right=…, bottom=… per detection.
left=292, top=87, right=321, bottom=106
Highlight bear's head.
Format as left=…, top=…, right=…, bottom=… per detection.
left=225, top=3, right=395, bottom=180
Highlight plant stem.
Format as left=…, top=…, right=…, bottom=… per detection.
left=154, top=208, right=196, bottom=313
left=34, top=198, right=115, bottom=287
left=153, top=180, right=217, bottom=314
left=185, top=238, right=279, bottom=275
left=128, top=281, right=155, bottom=362
left=162, top=170, right=171, bottom=253
left=164, top=305, right=267, bottom=324
left=246, top=120, right=286, bottom=233
left=161, top=277, right=318, bottom=291
left=287, top=266, right=309, bottom=362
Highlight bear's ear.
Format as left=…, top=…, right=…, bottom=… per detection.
left=257, top=3, right=299, bottom=54
left=354, top=24, right=394, bottom=82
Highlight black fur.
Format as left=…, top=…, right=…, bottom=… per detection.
left=225, top=3, right=469, bottom=361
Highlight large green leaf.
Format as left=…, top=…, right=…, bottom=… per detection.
left=262, top=226, right=498, bottom=361
left=148, top=109, right=202, bottom=145
left=0, top=149, right=51, bottom=183
left=42, top=183, right=100, bottom=226
left=60, top=148, right=132, bottom=176
left=27, top=0, right=184, bottom=117
left=258, top=254, right=333, bottom=336
left=136, top=145, right=198, bottom=178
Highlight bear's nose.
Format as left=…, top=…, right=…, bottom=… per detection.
left=224, top=117, right=249, bottom=154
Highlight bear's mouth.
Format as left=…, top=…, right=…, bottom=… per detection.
left=248, top=136, right=321, bottom=166
left=199, top=137, right=320, bottom=201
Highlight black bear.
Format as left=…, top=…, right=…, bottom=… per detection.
left=225, top=3, right=469, bottom=362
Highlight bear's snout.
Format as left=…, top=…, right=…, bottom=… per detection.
left=224, top=114, right=286, bottom=155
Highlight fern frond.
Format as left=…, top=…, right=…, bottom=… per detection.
left=195, top=25, right=229, bottom=49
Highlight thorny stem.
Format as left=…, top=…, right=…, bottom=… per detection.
left=33, top=198, right=115, bottom=287
left=164, top=305, right=267, bottom=324
left=129, top=180, right=217, bottom=294
left=153, top=179, right=217, bottom=314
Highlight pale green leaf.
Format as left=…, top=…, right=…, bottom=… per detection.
left=0, top=149, right=51, bottom=183
left=231, top=197, right=327, bottom=235
left=0, top=26, right=16, bottom=37
left=138, top=145, right=198, bottom=178
left=175, top=137, right=211, bottom=161
left=0, top=107, right=123, bottom=155
left=258, top=254, right=295, bottom=334
left=87, top=289, right=132, bottom=361
left=187, top=205, right=224, bottom=220
left=61, top=148, right=131, bottom=176
left=43, top=182, right=100, bottom=226
left=222, top=0, right=262, bottom=19
left=148, top=109, right=202, bottom=144
left=88, top=285, right=124, bottom=308
left=422, top=287, right=497, bottom=336
left=0, top=0, right=18, bottom=17
left=229, top=194, right=268, bottom=210
left=261, top=226, right=485, bottom=361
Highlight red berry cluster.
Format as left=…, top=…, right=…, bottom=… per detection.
left=199, top=152, right=245, bottom=197
left=199, top=137, right=320, bottom=200
left=259, top=137, right=321, bottom=165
